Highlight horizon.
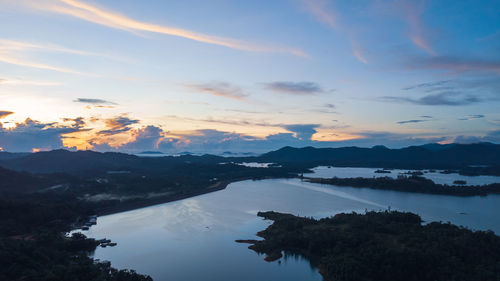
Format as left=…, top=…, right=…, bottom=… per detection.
left=1, top=0, right=500, bottom=153
left=0, top=141, right=496, bottom=155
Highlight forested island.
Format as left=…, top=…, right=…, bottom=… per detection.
left=306, top=175, right=500, bottom=196
left=239, top=211, right=500, bottom=281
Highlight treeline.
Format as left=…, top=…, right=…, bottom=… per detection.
left=306, top=175, right=500, bottom=196
left=241, top=211, right=500, bottom=281
left=0, top=194, right=152, bottom=280
left=0, top=234, right=152, bottom=281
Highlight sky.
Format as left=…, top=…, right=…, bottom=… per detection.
left=0, top=0, right=500, bottom=153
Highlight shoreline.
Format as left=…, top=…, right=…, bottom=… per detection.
left=95, top=176, right=293, bottom=217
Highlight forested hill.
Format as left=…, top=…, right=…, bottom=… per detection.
left=257, top=142, right=500, bottom=169
left=1, top=143, right=500, bottom=175
left=0, top=149, right=225, bottom=175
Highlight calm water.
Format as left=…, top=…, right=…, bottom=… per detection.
left=305, top=166, right=500, bottom=185
left=80, top=177, right=500, bottom=281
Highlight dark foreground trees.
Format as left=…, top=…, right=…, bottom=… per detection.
left=240, top=211, right=500, bottom=281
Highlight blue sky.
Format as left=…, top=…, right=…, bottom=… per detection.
left=0, top=0, right=499, bottom=153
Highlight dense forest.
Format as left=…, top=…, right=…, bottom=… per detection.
left=0, top=193, right=152, bottom=280
left=306, top=175, right=500, bottom=196
left=240, top=211, right=500, bottom=281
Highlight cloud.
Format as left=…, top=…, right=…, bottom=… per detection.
left=382, top=92, right=481, bottom=106
left=387, top=0, right=434, bottom=55
left=299, top=0, right=367, bottom=63
left=0, top=118, right=80, bottom=152
left=407, top=56, right=500, bottom=75
left=0, top=111, right=14, bottom=119
left=0, top=77, right=62, bottom=86
left=284, top=124, right=319, bottom=140
left=265, top=81, right=323, bottom=95
left=420, top=115, right=433, bottom=119
left=184, top=82, right=248, bottom=101
left=300, top=0, right=337, bottom=29
left=0, top=39, right=91, bottom=74
left=74, top=98, right=116, bottom=105
left=396, top=119, right=429, bottom=124
left=458, top=114, right=485, bottom=121
left=398, top=1, right=436, bottom=55
left=402, top=80, right=451, bottom=91
left=352, top=48, right=368, bottom=64
left=98, top=116, right=139, bottom=136
left=62, top=116, right=86, bottom=129
left=0, top=53, right=84, bottom=74
left=385, top=78, right=500, bottom=106
left=25, top=0, right=306, bottom=57
left=454, top=130, right=500, bottom=144
left=119, top=125, right=164, bottom=152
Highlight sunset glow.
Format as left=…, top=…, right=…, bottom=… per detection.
left=1, top=0, right=499, bottom=153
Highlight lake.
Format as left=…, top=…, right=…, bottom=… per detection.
left=80, top=174, right=500, bottom=280
left=305, top=166, right=500, bottom=185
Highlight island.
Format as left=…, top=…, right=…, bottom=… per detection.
left=238, top=211, right=500, bottom=281
left=305, top=175, right=500, bottom=196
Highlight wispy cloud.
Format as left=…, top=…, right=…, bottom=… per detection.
left=402, top=80, right=451, bottom=91
left=407, top=56, right=500, bottom=75
left=382, top=92, right=481, bottom=106
left=301, top=0, right=337, bottom=29
left=0, top=38, right=92, bottom=74
left=74, top=98, right=117, bottom=105
left=166, top=115, right=282, bottom=128
left=184, top=82, right=248, bottom=101
left=0, top=53, right=84, bottom=74
left=0, top=77, right=62, bottom=86
left=458, top=114, right=485, bottom=121
left=264, top=81, right=323, bottom=95
left=388, top=78, right=500, bottom=106
left=396, top=119, right=429, bottom=124
left=26, top=0, right=306, bottom=57
left=299, top=0, right=367, bottom=63
left=395, top=0, right=435, bottom=55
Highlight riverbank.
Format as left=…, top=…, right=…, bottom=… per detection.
left=95, top=176, right=293, bottom=216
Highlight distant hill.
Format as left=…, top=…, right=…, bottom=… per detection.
left=256, top=143, right=500, bottom=169
left=0, top=152, right=30, bottom=160
left=0, top=149, right=141, bottom=174
left=1, top=143, right=499, bottom=175
left=0, top=149, right=225, bottom=175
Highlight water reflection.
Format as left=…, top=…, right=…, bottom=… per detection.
left=82, top=178, right=500, bottom=281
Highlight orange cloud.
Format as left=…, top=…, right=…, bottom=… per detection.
left=0, top=111, right=14, bottom=119
left=311, top=129, right=362, bottom=142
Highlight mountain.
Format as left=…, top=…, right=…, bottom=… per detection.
left=0, top=149, right=141, bottom=174
left=0, top=149, right=225, bottom=175
left=257, top=143, right=500, bottom=169
left=1, top=143, right=499, bottom=175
